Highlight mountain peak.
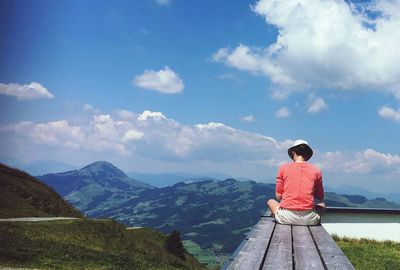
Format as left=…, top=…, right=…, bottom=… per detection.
left=82, top=160, right=117, bottom=169
left=81, top=161, right=126, bottom=177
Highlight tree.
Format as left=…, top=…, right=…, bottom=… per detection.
left=165, top=230, right=185, bottom=260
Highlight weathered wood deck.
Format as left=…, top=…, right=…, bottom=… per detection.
left=223, top=216, right=354, bottom=270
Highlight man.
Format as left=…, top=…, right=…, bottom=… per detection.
left=267, top=140, right=325, bottom=225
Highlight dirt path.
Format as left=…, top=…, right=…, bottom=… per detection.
left=0, top=217, right=79, bottom=222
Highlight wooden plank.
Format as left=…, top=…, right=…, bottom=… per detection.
left=309, top=226, right=355, bottom=270
left=247, top=218, right=276, bottom=240
left=292, top=226, right=324, bottom=270
left=262, top=224, right=292, bottom=270
left=227, top=218, right=275, bottom=270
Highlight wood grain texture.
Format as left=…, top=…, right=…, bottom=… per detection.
left=292, top=226, right=324, bottom=270
left=227, top=217, right=275, bottom=270
left=262, top=224, right=292, bottom=270
left=225, top=217, right=354, bottom=270
left=309, top=226, right=355, bottom=270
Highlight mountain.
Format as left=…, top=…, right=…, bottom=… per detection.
left=128, top=171, right=228, bottom=187
left=23, top=160, right=77, bottom=176
left=35, top=161, right=400, bottom=267
left=0, top=156, right=77, bottom=176
left=94, top=179, right=276, bottom=254
left=327, top=185, right=400, bottom=203
left=38, top=161, right=152, bottom=216
left=0, top=164, right=207, bottom=270
left=87, top=178, right=400, bottom=261
left=0, top=163, right=82, bottom=218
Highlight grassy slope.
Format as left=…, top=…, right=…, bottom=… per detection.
left=0, top=219, right=207, bottom=270
left=0, top=164, right=82, bottom=218
left=333, top=236, right=400, bottom=270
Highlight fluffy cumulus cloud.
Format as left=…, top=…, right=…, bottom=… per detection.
left=0, top=109, right=290, bottom=164
left=0, top=120, right=83, bottom=149
left=214, top=0, right=400, bottom=99
left=2, top=108, right=400, bottom=182
left=133, top=66, right=184, bottom=94
left=308, top=97, right=328, bottom=114
left=0, top=82, right=54, bottom=100
left=316, top=149, right=400, bottom=175
left=378, top=106, right=400, bottom=122
left=122, top=129, right=145, bottom=142
left=276, top=107, right=290, bottom=118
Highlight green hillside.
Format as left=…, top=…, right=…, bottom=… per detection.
left=0, top=164, right=207, bottom=270
left=333, top=236, right=400, bottom=269
left=37, top=161, right=400, bottom=268
left=0, top=219, right=207, bottom=270
left=0, top=163, right=82, bottom=218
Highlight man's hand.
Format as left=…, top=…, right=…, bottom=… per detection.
left=275, top=192, right=282, bottom=201
left=315, top=202, right=326, bottom=214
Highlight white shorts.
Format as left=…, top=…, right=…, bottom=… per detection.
left=275, top=208, right=320, bottom=226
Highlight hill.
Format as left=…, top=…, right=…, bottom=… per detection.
left=333, top=236, right=400, bottom=269
left=37, top=161, right=400, bottom=267
left=0, top=164, right=207, bottom=270
left=128, top=171, right=221, bottom=188
left=0, top=219, right=207, bottom=270
left=39, top=161, right=152, bottom=216
left=0, top=163, right=82, bottom=218
left=88, top=177, right=399, bottom=265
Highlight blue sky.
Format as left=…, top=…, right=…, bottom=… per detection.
left=1, top=0, right=400, bottom=193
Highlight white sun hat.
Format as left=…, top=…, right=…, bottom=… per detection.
left=287, top=139, right=313, bottom=161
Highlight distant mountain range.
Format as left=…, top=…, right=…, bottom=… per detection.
left=3, top=156, right=399, bottom=203
left=127, top=171, right=224, bottom=188
left=37, top=161, right=400, bottom=264
left=0, top=156, right=77, bottom=176
left=326, top=184, right=400, bottom=204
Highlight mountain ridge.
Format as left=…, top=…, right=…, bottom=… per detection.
left=36, top=161, right=400, bottom=266
left=38, top=161, right=152, bottom=216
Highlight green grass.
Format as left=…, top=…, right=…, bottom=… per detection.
left=333, top=235, right=400, bottom=270
left=0, top=219, right=207, bottom=270
left=0, top=164, right=82, bottom=218
left=182, top=240, right=221, bottom=269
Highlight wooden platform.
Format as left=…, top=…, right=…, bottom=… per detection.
left=223, top=217, right=354, bottom=270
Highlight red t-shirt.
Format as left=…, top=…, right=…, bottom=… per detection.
left=276, top=162, right=324, bottom=210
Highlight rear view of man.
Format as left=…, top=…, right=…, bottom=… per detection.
left=267, top=140, right=325, bottom=225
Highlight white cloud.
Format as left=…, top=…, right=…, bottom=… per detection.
left=2, top=108, right=400, bottom=189
left=133, top=66, right=184, bottom=94
left=122, top=129, right=144, bottom=142
left=213, top=46, right=263, bottom=74
left=317, top=149, right=400, bottom=175
left=276, top=107, right=290, bottom=118
left=83, top=104, right=99, bottom=114
left=137, top=110, right=166, bottom=122
left=378, top=106, right=400, bottom=122
left=0, top=82, right=54, bottom=100
left=240, top=115, right=256, bottom=122
left=218, top=73, right=236, bottom=80
left=116, top=109, right=135, bottom=120
left=214, top=0, right=400, bottom=99
left=308, top=97, right=328, bottom=114
left=0, top=120, right=83, bottom=149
